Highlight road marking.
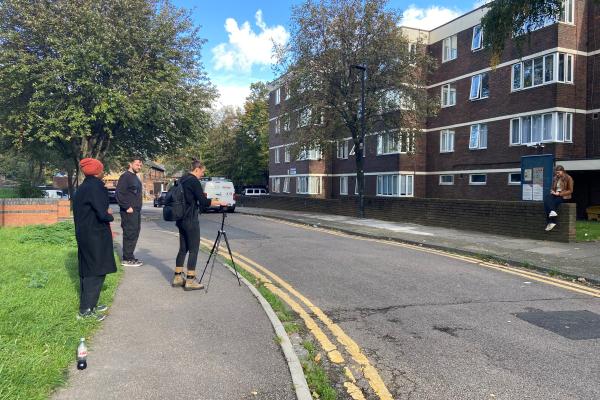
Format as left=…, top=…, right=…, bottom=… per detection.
left=262, top=218, right=600, bottom=298
left=198, top=237, right=394, bottom=400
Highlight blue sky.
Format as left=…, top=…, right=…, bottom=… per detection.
left=171, top=0, right=488, bottom=108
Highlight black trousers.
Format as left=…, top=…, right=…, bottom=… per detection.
left=544, top=194, right=564, bottom=223
left=120, top=209, right=141, bottom=260
left=79, top=275, right=106, bottom=313
left=176, top=218, right=200, bottom=271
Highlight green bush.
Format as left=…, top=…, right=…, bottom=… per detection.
left=0, top=187, right=18, bottom=198
left=16, top=179, right=44, bottom=198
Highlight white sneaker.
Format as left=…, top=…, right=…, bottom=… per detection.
left=549, top=211, right=558, bottom=217
left=545, top=223, right=556, bottom=231
left=122, top=259, right=143, bottom=267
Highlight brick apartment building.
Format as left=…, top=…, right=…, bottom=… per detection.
left=267, top=0, right=600, bottom=216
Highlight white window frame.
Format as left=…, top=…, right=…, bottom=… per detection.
left=471, top=25, right=483, bottom=51
left=274, top=118, right=280, bottom=134
left=469, top=174, right=487, bottom=185
left=285, top=86, right=290, bottom=100
left=274, top=148, right=280, bottom=163
left=296, top=176, right=308, bottom=194
left=283, top=114, right=290, bottom=131
left=512, top=52, right=574, bottom=91
left=376, top=174, right=414, bottom=197
left=508, top=173, right=521, bottom=185
left=442, top=35, right=457, bottom=62
left=559, top=0, right=574, bottom=24
left=509, top=112, right=573, bottom=146
left=274, top=88, right=281, bottom=105
left=271, top=177, right=281, bottom=193
left=469, top=124, right=488, bottom=150
left=337, top=140, right=349, bottom=159
left=283, top=177, right=290, bottom=193
left=377, top=132, right=414, bottom=155
left=470, top=73, right=489, bottom=100
left=439, top=175, right=454, bottom=185
left=440, top=130, right=455, bottom=153
left=307, top=176, right=321, bottom=194
left=441, top=83, right=457, bottom=107
left=284, top=145, right=291, bottom=162
left=340, top=176, right=348, bottom=195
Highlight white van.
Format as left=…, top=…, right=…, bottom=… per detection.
left=199, top=177, right=236, bottom=212
left=42, top=189, right=67, bottom=199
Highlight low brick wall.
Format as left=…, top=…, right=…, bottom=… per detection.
left=238, top=196, right=576, bottom=242
left=0, top=199, right=71, bottom=227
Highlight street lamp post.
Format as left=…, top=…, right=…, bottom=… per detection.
left=351, top=64, right=366, bottom=218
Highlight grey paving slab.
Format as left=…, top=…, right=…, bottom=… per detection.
left=53, top=218, right=295, bottom=400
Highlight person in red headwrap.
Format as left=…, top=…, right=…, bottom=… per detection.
left=72, top=158, right=117, bottom=320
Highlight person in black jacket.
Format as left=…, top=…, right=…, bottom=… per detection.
left=116, top=158, right=143, bottom=267
left=73, top=158, right=117, bottom=320
left=173, top=160, right=227, bottom=290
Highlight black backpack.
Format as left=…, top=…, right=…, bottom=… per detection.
left=162, top=178, right=188, bottom=222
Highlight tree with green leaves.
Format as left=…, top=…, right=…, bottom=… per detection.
left=481, top=0, right=599, bottom=62
left=167, top=82, right=270, bottom=189
left=0, top=0, right=215, bottom=194
left=276, top=0, right=437, bottom=217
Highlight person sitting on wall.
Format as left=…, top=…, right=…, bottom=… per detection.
left=544, top=165, right=574, bottom=232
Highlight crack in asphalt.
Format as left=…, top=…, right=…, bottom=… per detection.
left=324, top=296, right=584, bottom=322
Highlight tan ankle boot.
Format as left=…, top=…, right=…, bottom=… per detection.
left=184, top=273, right=204, bottom=291
left=172, top=267, right=184, bottom=287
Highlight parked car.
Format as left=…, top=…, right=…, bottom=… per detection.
left=42, top=189, right=67, bottom=199
left=107, top=188, right=118, bottom=204
left=200, top=177, right=236, bottom=212
left=243, top=187, right=269, bottom=196
left=153, top=191, right=168, bottom=207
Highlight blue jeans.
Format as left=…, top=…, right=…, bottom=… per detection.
left=544, top=194, right=564, bottom=223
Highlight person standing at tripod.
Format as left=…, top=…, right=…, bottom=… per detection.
left=173, top=160, right=227, bottom=290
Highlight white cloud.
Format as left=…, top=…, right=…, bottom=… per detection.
left=401, top=5, right=463, bottom=30
left=212, top=10, right=289, bottom=72
left=214, top=83, right=251, bottom=109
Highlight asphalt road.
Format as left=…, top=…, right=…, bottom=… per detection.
left=152, top=208, right=600, bottom=400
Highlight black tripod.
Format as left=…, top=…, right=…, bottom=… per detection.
left=198, top=208, right=241, bottom=292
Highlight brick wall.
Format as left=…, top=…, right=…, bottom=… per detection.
left=238, top=196, right=576, bottom=242
left=0, top=199, right=71, bottom=227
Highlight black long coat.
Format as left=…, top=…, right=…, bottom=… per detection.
left=73, top=176, right=117, bottom=277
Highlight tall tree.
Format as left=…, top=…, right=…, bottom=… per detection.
left=0, top=0, right=215, bottom=193
left=276, top=0, right=437, bottom=217
left=480, top=0, right=599, bottom=62
left=168, top=82, right=270, bottom=188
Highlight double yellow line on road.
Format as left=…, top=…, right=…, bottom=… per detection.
left=198, top=237, right=391, bottom=400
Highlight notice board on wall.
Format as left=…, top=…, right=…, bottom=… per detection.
left=521, top=154, right=555, bottom=202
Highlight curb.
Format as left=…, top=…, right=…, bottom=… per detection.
left=220, top=262, right=312, bottom=400
left=237, top=209, right=600, bottom=286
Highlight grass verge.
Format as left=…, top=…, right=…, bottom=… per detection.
left=205, top=246, right=338, bottom=400
left=0, top=222, right=123, bottom=400
left=0, top=187, right=18, bottom=198
left=576, top=220, right=600, bottom=242
left=302, top=340, right=338, bottom=400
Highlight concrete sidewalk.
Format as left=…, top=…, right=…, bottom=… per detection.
left=53, top=219, right=297, bottom=400
left=237, top=207, right=600, bottom=285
